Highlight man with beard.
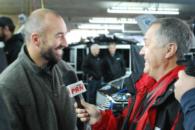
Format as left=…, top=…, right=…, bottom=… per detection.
left=0, top=17, right=24, bottom=64
left=0, top=9, right=77, bottom=130
left=75, top=18, right=195, bottom=130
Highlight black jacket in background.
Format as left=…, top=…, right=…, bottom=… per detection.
left=102, top=53, right=126, bottom=82
left=4, top=33, right=24, bottom=64
left=0, top=48, right=7, bottom=73
left=82, top=53, right=102, bottom=80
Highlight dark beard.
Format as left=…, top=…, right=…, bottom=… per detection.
left=41, top=48, right=59, bottom=65
left=40, top=39, right=62, bottom=65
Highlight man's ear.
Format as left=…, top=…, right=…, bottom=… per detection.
left=31, top=33, right=41, bottom=47
left=165, top=43, right=177, bottom=59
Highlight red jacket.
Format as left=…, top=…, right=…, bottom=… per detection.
left=92, top=66, right=185, bottom=130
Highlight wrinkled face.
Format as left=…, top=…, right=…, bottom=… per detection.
left=108, top=43, right=116, bottom=56
left=39, top=16, right=68, bottom=64
left=139, top=24, right=167, bottom=77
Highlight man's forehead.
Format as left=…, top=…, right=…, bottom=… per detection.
left=143, top=37, right=150, bottom=44
left=49, top=22, right=67, bottom=34
left=144, top=31, right=151, bottom=42
left=144, top=24, right=159, bottom=41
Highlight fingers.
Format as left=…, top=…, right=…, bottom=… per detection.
left=79, top=99, right=93, bottom=110
left=75, top=108, right=90, bottom=122
left=75, top=107, right=87, bottom=114
left=77, top=110, right=89, bottom=118
left=75, top=100, right=97, bottom=123
left=80, top=117, right=90, bottom=122
left=178, top=70, right=185, bottom=78
left=80, top=99, right=89, bottom=108
left=74, top=102, right=78, bottom=108
left=74, top=99, right=88, bottom=109
left=74, top=100, right=89, bottom=117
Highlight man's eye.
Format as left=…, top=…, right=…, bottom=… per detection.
left=55, top=34, right=65, bottom=39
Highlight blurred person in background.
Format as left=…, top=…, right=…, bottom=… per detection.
left=0, top=17, right=8, bottom=72
left=0, top=16, right=24, bottom=64
left=102, top=42, right=126, bottom=82
left=82, top=44, right=103, bottom=105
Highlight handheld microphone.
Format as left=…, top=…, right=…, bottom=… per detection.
left=65, top=70, right=86, bottom=108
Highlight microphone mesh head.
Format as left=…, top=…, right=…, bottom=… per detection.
left=63, top=70, right=78, bottom=86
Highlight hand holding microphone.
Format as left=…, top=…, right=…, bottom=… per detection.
left=74, top=99, right=102, bottom=125
left=67, top=80, right=86, bottom=108
left=65, top=70, right=86, bottom=108
left=64, top=70, right=102, bottom=124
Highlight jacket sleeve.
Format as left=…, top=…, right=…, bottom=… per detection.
left=82, top=56, right=96, bottom=78
left=180, top=88, right=195, bottom=130
left=119, top=54, right=126, bottom=75
left=92, top=100, right=131, bottom=130
left=0, top=95, right=12, bottom=130
left=0, top=86, right=24, bottom=130
left=91, top=74, right=156, bottom=130
left=168, top=92, right=185, bottom=130
left=101, top=57, right=112, bottom=82
left=9, top=41, right=22, bottom=63
left=6, top=35, right=23, bottom=64
left=155, top=93, right=184, bottom=130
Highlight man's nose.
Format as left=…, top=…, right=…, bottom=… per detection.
left=61, top=36, right=68, bottom=48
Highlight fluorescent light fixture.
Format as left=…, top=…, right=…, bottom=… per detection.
left=78, top=24, right=123, bottom=30
left=107, top=7, right=179, bottom=15
left=66, top=29, right=109, bottom=44
left=89, top=17, right=137, bottom=24
left=122, top=30, right=142, bottom=34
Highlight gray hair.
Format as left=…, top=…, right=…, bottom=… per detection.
left=90, top=44, right=100, bottom=51
left=23, top=8, right=61, bottom=42
left=151, top=17, right=195, bottom=60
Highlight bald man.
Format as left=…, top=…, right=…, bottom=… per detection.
left=0, top=9, right=77, bottom=130
left=82, top=44, right=102, bottom=104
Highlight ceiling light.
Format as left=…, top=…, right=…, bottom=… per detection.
left=107, top=7, right=179, bottom=15
left=78, top=24, right=123, bottom=30
left=89, top=17, right=137, bottom=24
left=66, top=29, right=109, bottom=44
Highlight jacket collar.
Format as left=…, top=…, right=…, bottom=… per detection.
left=18, top=45, right=56, bottom=74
